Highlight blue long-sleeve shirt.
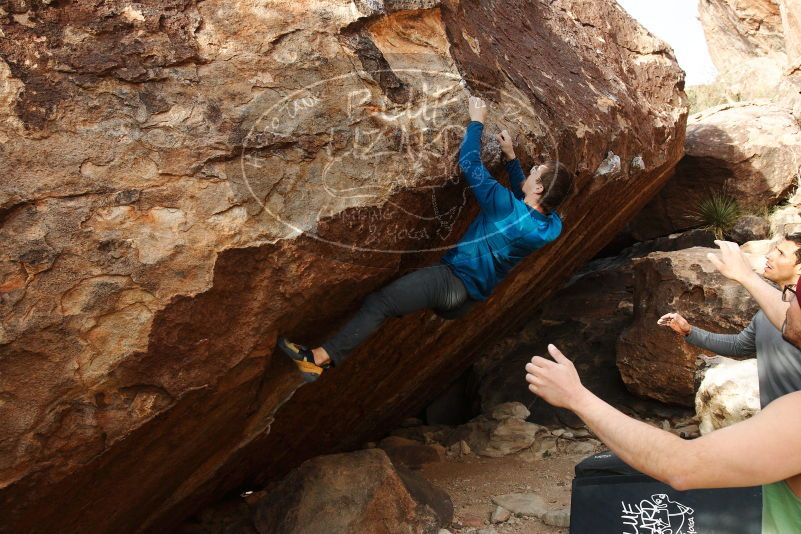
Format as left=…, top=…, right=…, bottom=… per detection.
left=441, top=121, right=563, bottom=301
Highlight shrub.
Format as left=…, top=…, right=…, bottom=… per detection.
left=690, top=193, right=741, bottom=240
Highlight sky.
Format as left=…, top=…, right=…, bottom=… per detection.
left=616, top=0, right=718, bottom=86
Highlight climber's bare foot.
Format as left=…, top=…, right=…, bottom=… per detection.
left=311, top=347, right=331, bottom=367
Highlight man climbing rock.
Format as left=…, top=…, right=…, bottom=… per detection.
left=658, top=235, right=801, bottom=407
left=279, top=95, right=576, bottom=381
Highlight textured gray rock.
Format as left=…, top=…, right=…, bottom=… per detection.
left=490, top=402, right=531, bottom=421
left=729, top=215, right=771, bottom=244
left=491, top=493, right=548, bottom=518
left=563, top=439, right=602, bottom=456
left=490, top=506, right=511, bottom=524
left=696, top=356, right=761, bottom=435
left=454, top=414, right=545, bottom=458
left=542, top=508, right=571, bottom=528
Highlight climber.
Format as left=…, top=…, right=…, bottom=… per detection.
left=658, top=236, right=801, bottom=407
left=525, top=342, right=801, bottom=534
left=279, top=95, right=576, bottom=381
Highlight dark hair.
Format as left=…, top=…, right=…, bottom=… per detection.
left=539, top=160, right=575, bottom=213
left=785, top=232, right=801, bottom=265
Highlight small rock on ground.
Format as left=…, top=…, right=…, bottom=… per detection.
left=491, top=493, right=547, bottom=518
left=490, top=505, right=511, bottom=524
left=542, top=507, right=571, bottom=527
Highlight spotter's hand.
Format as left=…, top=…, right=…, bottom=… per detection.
left=525, top=344, right=586, bottom=410
left=707, top=240, right=755, bottom=283
left=657, top=312, right=691, bottom=335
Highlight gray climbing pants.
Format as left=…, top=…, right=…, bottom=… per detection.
left=321, top=264, right=477, bottom=366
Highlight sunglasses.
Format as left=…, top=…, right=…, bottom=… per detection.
left=782, top=284, right=798, bottom=303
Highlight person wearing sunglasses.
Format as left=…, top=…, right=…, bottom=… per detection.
left=658, top=235, right=801, bottom=408
left=525, top=239, right=801, bottom=533
left=524, top=344, right=801, bottom=534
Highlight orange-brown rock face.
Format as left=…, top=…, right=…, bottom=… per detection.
left=697, top=0, right=801, bottom=110
left=781, top=0, right=801, bottom=72
left=0, top=1, right=686, bottom=532
left=698, top=0, right=786, bottom=73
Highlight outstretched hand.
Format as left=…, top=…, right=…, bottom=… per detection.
left=495, top=130, right=515, bottom=160
left=525, top=344, right=587, bottom=410
left=707, top=240, right=755, bottom=283
left=657, top=312, right=691, bottom=335
left=468, top=96, right=487, bottom=124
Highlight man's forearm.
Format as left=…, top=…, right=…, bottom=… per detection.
left=570, top=388, right=690, bottom=488
left=739, top=271, right=787, bottom=331
left=458, top=121, right=485, bottom=183
left=685, top=325, right=754, bottom=357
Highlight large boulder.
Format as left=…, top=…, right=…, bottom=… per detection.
left=697, top=0, right=791, bottom=101
left=698, top=0, right=786, bottom=75
left=0, top=1, right=687, bottom=531
left=700, top=0, right=787, bottom=100
left=774, top=0, right=801, bottom=121
left=251, top=449, right=448, bottom=534
left=780, top=0, right=801, bottom=73
left=474, top=230, right=716, bottom=426
left=695, top=0, right=801, bottom=108
left=616, top=247, right=760, bottom=405
left=695, top=356, right=761, bottom=435
left=630, top=102, right=801, bottom=240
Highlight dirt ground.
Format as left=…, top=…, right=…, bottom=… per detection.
left=420, top=448, right=592, bottom=533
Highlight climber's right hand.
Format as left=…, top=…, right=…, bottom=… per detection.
left=657, top=312, right=692, bottom=336
left=495, top=130, right=515, bottom=160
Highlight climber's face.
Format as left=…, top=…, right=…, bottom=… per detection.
left=522, top=164, right=546, bottom=199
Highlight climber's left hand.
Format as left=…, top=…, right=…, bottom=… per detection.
left=468, top=96, right=487, bottom=124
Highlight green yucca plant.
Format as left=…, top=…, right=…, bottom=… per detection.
left=690, top=193, right=741, bottom=240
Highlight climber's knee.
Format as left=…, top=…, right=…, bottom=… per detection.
left=362, top=290, right=398, bottom=318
